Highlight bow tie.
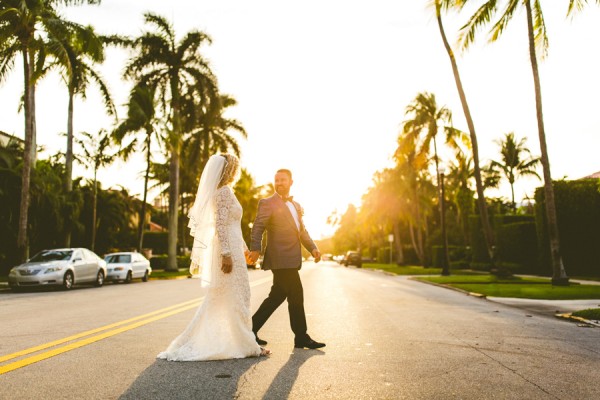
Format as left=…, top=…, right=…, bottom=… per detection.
left=283, top=196, right=294, bottom=203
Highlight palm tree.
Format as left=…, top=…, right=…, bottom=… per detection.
left=489, top=132, right=540, bottom=211
left=456, top=0, right=569, bottom=285
left=74, top=129, right=119, bottom=251
left=431, top=0, right=495, bottom=264
left=50, top=24, right=116, bottom=194
left=114, top=82, right=162, bottom=252
left=0, top=0, right=101, bottom=261
left=124, top=13, right=218, bottom=271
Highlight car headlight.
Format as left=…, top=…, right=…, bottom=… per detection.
left=44, top=266, right=64, bottom=273
left=9, top=268, right=17, bottom=276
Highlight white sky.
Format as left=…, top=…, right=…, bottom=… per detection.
left=1, top=1, right=599, bottom=239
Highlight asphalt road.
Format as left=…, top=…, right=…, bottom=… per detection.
left=1, top=261, right=599, bottom=399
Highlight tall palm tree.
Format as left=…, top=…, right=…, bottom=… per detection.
left=431, top=0, right=495, bottom=264
left=489, top=132, right=540, bottom=210
left=114, top=82, right=162, bottom=252
left=124, top=13, right=218, bottom=271
left=0, top=0, right=101, bottom=261
left=456, top=0, right=569, bottom=284
left=50, top=24, right=116, bottom=194
left=74, top=129, right=119, bottom=251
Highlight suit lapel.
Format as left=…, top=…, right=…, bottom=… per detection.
left=275, top=195, right=299, bottom=231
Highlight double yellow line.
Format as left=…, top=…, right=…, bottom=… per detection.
left=0, top=276, right=272, bottom=375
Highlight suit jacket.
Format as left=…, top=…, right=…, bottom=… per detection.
left=250, top=194, right=317, bottom=270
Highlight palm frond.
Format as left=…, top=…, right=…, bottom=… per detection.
left=489, top=0, right=519, bottom=43
left=532, top=0, right=549, bottom=59
left=458, top=0, right=498, bottom=49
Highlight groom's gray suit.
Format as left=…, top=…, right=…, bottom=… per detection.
left=250, top=193, right=318, bottom=339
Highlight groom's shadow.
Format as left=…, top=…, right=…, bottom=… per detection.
left=262, top=349, right=325, bottom=400
left=119, top=357, right=261, bottom=400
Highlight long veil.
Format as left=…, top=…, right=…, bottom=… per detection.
left=188, top=154, right=227, bottom=287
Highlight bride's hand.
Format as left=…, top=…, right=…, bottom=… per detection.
left=221, top=255, right=233, bottom=274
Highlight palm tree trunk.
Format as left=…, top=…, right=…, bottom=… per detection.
left=91, top=169, right=98, bottom=251
left=137, top=131, right=152, bottom=252
left=167, top=146, right=180, bottom=271
left=435, top=3, right=495, bottom=264
left=525, top=0, right=568, bottom=285
left=64, top=89, right=75, bottom=247
left=17, top=48, right=34, bottom=262
left=393, top=222, right=404, bottom=265
left=65, top=89, right=74, bottom=192
left=510, top=182, right=516, bottom=212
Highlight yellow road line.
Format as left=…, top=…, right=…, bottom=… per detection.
left=0, top=275, right=272, bottom=375
left=0, top=297, right=202, bottom=363
left=0, top=302, right=202, bottom=375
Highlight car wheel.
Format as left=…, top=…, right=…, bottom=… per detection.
left=63, top=271, right=74, bottom=290
left=142, top=270, right=149, bottom=282
left=125, top=271, right=133, bottom=284
left=95, top=270, right=105, bottom=287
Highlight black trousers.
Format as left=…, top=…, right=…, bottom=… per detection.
left=252, top=268, right=307, bottom=340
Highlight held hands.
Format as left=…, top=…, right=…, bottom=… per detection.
left=221, top=255, right=233, bottom=274
left=312, top=249, right=322, bottom=263
left=248, top=250, right=260, bottom=265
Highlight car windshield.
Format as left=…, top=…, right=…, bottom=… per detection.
left=29, top=250, right=73, bottom=262
left=105, top=254, right=131, bottom=264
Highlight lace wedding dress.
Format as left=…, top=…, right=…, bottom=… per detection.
left=157, top=186, right=261, bottom=361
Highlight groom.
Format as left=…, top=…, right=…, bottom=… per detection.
left=248, top=169, right=326, bottom=349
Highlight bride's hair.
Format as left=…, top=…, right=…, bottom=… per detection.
left=218, top=153, right=240, bottom=187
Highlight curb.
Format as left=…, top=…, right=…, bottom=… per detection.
left=555, top=313, right=600, bottom=328
left=410, top=277, right=487, bottom=298
left=149, top=275, right=191, bottom=281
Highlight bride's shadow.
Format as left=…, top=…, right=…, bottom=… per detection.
left=262, top=349, right=325, bottom=400
left=119, top=357, right=261, bottom=400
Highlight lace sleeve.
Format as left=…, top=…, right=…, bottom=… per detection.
left=215, top=186, right=232, bottom=256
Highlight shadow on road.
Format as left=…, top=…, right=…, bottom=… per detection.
left=262, top=349, right=324, bottom=400
left=119, top=357, right=263, bottom=400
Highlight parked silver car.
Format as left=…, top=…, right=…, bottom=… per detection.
left=8, top=248, right=107, bottom=291
left=104, top=252, right=151, bottom=283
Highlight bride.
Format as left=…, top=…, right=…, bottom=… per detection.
left=157, top=154, right=270, bottom=361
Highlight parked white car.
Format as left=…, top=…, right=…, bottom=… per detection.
left=8, top=248, right=107, bottom=291
left=104, top=252, right=151, bottom=283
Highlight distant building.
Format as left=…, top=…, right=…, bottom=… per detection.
left=582, top=171, right=600, bottom=179
left=0, top=131, right=24, bottom=147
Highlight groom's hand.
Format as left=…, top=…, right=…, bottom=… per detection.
left=312, top=249, right=321, bottom=263
left=221, top=255, right=233, bottom=274
left=248, top=251, right=260, bottom=264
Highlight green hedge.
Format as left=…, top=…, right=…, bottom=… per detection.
left=495, top=221, right=539, bottom=274
left=468, top=215, right=492, bottom=266
left=535, top=179, right=600, bottom=277
left=143, top=232, right=168, bottom=255
left=150, top=255, right=191, bottom=270
left=431, top=245, right=470, bottom=269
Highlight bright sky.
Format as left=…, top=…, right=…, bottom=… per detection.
left=2, top=1, right=599, bottom=239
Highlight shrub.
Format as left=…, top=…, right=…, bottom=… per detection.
left=150, top=255, right=191, bottom=270
left=535, top=179, right=600, bottom=277
left=496, top=221, right=539, bottom=274
left=143, top=232, right=168, bottom=255
left=432, top=245, right=470, bottom=268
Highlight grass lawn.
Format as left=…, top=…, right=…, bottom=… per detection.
left=417, top=275, right=600, bottom=300
left=362, top=263, right=480, bottom=276
left=572, top=308, right=600, bottom=320
left=150, top=268, right=190, bottom=279
left=417, top=275, right=551, bottom=284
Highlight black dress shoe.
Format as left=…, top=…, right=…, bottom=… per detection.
left=255, top=334, right=267, bottom=346
left=294, top=335, right=325, bottom=349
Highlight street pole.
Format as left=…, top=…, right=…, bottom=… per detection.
left=388, top=234, right=394, bottom=264
left=440, top=171, right=450, bottom=276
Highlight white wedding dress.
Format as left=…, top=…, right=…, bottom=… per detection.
left=157, top=186, right=261, bottom=361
